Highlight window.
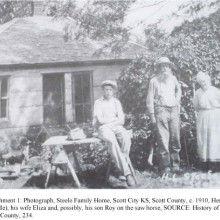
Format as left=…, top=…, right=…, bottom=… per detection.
left=0, top=77, right=9, bottom=119
left=73, top=72, right=93, bottom=123
left=43, top=74, right=65, bottom=125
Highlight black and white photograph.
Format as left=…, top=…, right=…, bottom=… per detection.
left=0, top=0, right=220, bottom=190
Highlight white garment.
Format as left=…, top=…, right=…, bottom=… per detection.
left=93, top=97, right=125, bottom=129
left=193, top=86, right=220, bottom=161
left=146, top=75, right=181, bottom=114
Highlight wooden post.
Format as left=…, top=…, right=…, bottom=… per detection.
left=63, top=151, right=81, bottom=188
left=44, top=164, right=52, bottom=188
left=125, top=155, right=138, bottom=184
left=105, top=159, right=111, bottom=186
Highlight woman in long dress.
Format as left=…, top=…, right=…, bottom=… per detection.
left=193, top=71, right=220, bottom=171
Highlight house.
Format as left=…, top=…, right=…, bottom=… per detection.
left=0, top=2, right=144, bottom=140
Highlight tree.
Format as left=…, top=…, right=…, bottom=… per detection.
left=49, top=0, right=220, bottom=168
left=47, top=0, right=220, bottom=47
left=118, top=4, right=220, bottom=167
left=0, top=0, right=33, bottom=24
left=45, top=0, right=135, bottom=55
left=48, top=0, right=133, bottom=39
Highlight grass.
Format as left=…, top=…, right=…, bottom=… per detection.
left=134, top=170, right=220, bottom=189
left=18, top=168, right=220, bottom=189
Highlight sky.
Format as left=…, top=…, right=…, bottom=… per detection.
left=74, top=0, right=219, bottom=37
left=124, top=0, right=187, bottom=33
left=124, top=0, right=218, bottom=36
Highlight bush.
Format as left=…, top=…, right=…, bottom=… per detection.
left=117, top=54, right=197, bottom=168
left=117, top=8, right=220, bottom=169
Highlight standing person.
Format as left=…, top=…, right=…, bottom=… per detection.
left=93, top=80, right=135, bottom=187
left=146, top=57, right=182, bottom=174
left=193, top=71, right=220, bottom=171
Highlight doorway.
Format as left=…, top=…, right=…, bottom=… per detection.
left=43, top=74, right=65, bottom=125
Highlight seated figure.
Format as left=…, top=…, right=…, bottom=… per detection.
left=93, top=80, right=135, bottom=187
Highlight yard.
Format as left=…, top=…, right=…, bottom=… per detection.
left=1, top=0, right=220, bottom=191
left=1, top=140, right=219, bottom=190
left=1, top=127, right=219, bottom=190
left=18, top=168, right=220, bottom=189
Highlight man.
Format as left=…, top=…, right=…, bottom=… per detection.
left=146, top=57, right=182, bottom=174
left=93, top=80, right=135, bottom=187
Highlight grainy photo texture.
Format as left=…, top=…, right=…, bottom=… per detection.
left=0, top=0, right=220, bottom=189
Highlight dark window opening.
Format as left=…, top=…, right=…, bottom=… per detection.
left=43, top=74, right=65, bottom=125
left=0, top=77, right=9, bottom=119
left=73, top=72, right=93, bottom=124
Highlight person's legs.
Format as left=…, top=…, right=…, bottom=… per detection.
left=200, top=162, right=209, bottom=172
left=113, top=126, right=135, bottom=185
left=169, top=107, right=181, bottom=170
left=98, top=127, right=131, bottom=177
left=207, top=161, right=220, bottom=172
left=113, top=126, right=132, bottom=157
left=155, top=107, right=171, bottom=170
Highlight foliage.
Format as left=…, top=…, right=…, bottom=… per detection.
left=127, top=113, right=157, bottom=170
left=2, top=0, right=220, bottom=171
left=45, top=0, right=135, bottom=55
left=169, top=11, right=220, bottom=83
left=0, top=136, right=10, bottom=155
left=118, top=6, right=220, bottom=167
left=118, top=55, right=155, bottom=114
left=47, top=0, right=220, bottom=168
left=45, top=0, right=76, bottom=17
left=0, top=0, right=33, bottom=24
left=47, top=0, right=220, bottom=56
left=19, top=125, right=110, bottom=178
left=73, top=0, right=132, bottom=41
left=173, top=0, right=220, bottom=17
left=48, top=0, right=133, bottom=40
left=75, top=142, right=109, bottom=173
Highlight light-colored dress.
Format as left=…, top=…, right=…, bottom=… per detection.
left=193, top=86, right=220, bottom=161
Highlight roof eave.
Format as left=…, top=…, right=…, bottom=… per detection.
left=0, top=58, right=133, bottom=70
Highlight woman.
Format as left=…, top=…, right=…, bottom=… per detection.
left=193, top=71, right=220, bottom=171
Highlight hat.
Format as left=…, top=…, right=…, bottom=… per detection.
left=101, top=80, right=117, bottom=89
left=155, top=57, right=175, bottom=69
